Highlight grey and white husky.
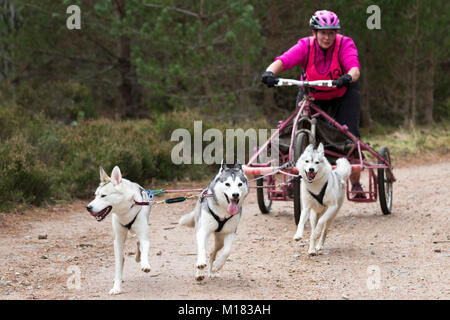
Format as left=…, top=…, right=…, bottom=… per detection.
left=86, top=166, right=152, bottom=295
left=179, top=161, right=249, bottom=281
left=293, top=143, right=351, bottom=255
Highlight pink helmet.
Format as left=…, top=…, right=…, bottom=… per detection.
left=309, top=10, right=341, bottom=30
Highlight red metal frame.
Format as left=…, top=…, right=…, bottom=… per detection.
left=244, top=97, right=396, bottom=203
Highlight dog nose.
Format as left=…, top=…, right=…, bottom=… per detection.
left=232, top=193, right=239, bottom=199
left=86, top=205, right=93, bottom=212
left=308, top=168, right=315, bottom=173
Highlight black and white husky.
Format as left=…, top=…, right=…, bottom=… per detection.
left=293, top=143, right=351, bottom=255
left=179, top=161, right=249, bottom=281
left=86, top=166, right=152, bottom=295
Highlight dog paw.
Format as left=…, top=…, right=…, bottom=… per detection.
left=109, top=287, right=122, bottom=295
left=211, top=260, right=224, bottom=274
left=195, top=268, right=207, bottom=282
left=141, top=265, right=151, bottom=273
left=209, top=271, right=220, bottom=279
left=293, top=234, right=303, bottom=241
left=308, top=248, right=317, bottom=256
left=196, top=263, right=207, bottom=270
left=210, top=266, right=219, bottom=274
left=315, top=244, right=323, bottom=252
left=195, top=275, right=205, bottom=282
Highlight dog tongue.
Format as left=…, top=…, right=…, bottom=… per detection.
left=227, top=200, right=239, bottom=215
left=307, top=172, right=315, bottom=180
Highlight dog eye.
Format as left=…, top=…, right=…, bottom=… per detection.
left=238, top=183, right=242, bottom=187
left=315, top=161, right=319, bottom=164
left=305, top=160, right=309, bottom=163
left=101, top=195, right=107, bottom=198
left=225, top=183, right=230, bottom=187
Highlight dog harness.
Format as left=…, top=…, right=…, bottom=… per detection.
left=200, top=188, right=236, bottom=233
left=121, top=187, right=154, bottom=230
left=308, top=181, right=328, bottom=206
left=207, top=205, right=235, bottom=233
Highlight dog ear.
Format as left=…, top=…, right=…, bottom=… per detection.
left=317, top=143, right=324, bottom=155
left=304, top=144, right=314, bottom=153
left=99, top=166, right=110, bottom=183
left=111, top=166, right=122, bottom=186
left=220, top=159, right=229, bottom=172
left=234, top=160, right=242, bottom=170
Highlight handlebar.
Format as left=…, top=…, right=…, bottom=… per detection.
left=274, top=78, right=336, bottom=88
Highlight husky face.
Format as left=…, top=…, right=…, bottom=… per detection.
left=297, top=143, right=326, bottom=183
left=214, top=162, right=249, bottom=215
left=87, top=166, right=131, bottom=222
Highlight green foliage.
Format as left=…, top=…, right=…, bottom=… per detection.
left=0, top=104, right=247, bottom=210
left=0, top=135, right=52, bottom=210
left=15, top=81, right=96, bottom=123
left=1, top=1, right=448, bottom=123
left=363, top=121, right=450, bottom=158
left=133, top=0, right=264, bottom=112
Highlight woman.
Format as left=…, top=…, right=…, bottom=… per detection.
left=261, top=10, right=365, bottom=198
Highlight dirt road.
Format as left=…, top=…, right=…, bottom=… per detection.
left=1, top=157, right=449, bottom=300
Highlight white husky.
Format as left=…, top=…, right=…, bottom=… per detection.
left=293, top=143, right=351, bottom=255
left=179, top=162, right=249, bottom=281
left=86, top=166, right=152, bottom=295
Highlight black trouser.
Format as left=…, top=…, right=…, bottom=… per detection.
left=295, top=81, right=361, bottom=138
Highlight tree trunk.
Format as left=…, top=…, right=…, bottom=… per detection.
left=239, top=64, right=251, bottom=113
left=360, top=37, right=373, bottom=129
left=1, top=0, right=16, bottom=79
left=115, top=0, right=142, bottom=117
left=410, top=0, right=420, bottom=127
left=424, top=58, right=435, bottom=125
left=197, top=0, right=213, bottom=107
left=403, top=70, right=411, bottom=127
left=262, top=1, right=280, bottom=112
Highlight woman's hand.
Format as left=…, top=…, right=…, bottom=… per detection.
left=262, top=60, right=284, bottom=87
left=336, top=74, right=352, bottom=88
left=261, top=71, right=278, bottom=87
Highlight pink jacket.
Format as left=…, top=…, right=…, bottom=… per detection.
left=275, top=35, right=360, bottom=76
left=305, top=34, right=347, bottom=99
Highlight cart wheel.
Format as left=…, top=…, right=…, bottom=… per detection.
left=293, top=132, right=309, bottom=225
left=378, top=146, right=393, bottom=215
left=256, top=176, right=272, bottom=214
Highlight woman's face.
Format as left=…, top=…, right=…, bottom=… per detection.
left=314, top=29, right=337, bottom=50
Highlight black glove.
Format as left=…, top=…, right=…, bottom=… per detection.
left=261, top=71, right=278, bottom=87
left=335, top=74, right=352, bottom=88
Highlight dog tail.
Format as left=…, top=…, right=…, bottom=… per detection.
left=178, top=210, right=195, bottom=228
left=335, top=158, right=352, bottom=183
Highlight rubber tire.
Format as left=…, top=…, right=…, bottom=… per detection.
left=293, top=132, right=309, bottom=225
left=378, top=146, right=393, bottom=215
left=256, top=176, right=272, bottom=214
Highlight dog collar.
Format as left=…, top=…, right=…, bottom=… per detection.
left=122, top=187, right=153, bottom=230
left=133, top=187, right=154, bottom=206
left=199, top=189, right=209, bottom=203
left=308, top=181, right=328, bottom=206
